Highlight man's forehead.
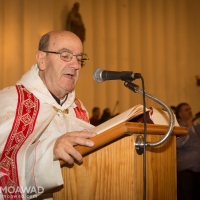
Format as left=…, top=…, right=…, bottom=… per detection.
left=49, top=33, right=82, bottom=51
left=49, top=34, right=69, bottom=45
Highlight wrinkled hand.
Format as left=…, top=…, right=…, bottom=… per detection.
left=53, top=130, right=96, bottom=164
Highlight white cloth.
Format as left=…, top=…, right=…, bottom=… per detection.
left=0, top=64, right=94, bottom=200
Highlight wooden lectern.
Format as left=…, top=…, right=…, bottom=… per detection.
left=52, top=122, right=187, bottom=200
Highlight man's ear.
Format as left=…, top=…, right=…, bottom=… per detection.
left=36, top=51, right=46, bottom=70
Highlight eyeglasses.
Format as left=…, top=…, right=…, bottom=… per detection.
left=42, top=49, right=89, bottom=66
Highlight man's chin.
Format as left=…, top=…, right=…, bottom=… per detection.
left=61, top=81, right=75, bottom=92
left=63, top=86, right=75, bottom=94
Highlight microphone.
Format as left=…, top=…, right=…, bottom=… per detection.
left=93, top=68, right=141, bottom=83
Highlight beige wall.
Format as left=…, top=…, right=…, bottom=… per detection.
left=0, top=0, right=199, bottom=117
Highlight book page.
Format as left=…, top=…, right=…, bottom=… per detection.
left=90, top=104, right=148, bottom=134
left=149, top=107, right=179, bottom=126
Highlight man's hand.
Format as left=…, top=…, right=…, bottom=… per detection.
left=53, top=130, right=96, bottom=164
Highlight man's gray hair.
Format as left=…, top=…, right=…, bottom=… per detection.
left=38, top=33, right=50, bottom=51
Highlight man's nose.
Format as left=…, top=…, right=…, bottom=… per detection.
left=70, top=56, right=81, bottom=69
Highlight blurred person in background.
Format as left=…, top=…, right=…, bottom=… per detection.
left=90, top=107, right=101, bottom=126
left=176, top=102, right=200, bottom=200
left=99, top=108, right=111, bottom=124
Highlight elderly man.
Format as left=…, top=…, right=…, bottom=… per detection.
left=0, top=30, right=96, bottom=199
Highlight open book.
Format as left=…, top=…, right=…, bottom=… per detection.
left=90, top=104, right=179, bottom=135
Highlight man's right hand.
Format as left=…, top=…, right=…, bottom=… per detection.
left=53, top=130, right=96, bottom=164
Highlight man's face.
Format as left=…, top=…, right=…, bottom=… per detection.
left=179, top=104, right=193, bottom=121
left=38, top=32, right=83, bottom=98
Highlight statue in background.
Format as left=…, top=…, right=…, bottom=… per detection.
left=66, top=2, right=85, bottom=43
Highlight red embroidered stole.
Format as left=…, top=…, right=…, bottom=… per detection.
left=74, top=98, right=89, bottom=123
left=0, top=85, right=40, bottom=200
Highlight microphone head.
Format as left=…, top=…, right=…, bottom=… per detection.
left=93, top=68, right=104, bottom=83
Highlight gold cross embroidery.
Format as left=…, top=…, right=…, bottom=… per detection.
left=52, top=106, right=69, bottom=117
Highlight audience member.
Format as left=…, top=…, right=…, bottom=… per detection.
left=176, top=102, right=200, bottom=200
left=99, top=108, right=111, bottom=124
left=90, top=107, right=101, bottom=126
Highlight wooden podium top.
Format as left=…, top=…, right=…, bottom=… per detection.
left=60, top=122, right=187, bottom=166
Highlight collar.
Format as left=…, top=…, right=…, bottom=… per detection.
left=50, top=92, right=68, bottom=106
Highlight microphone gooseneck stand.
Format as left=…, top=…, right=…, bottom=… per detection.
left=124, top=81, right=175, bottom=147
left=93, top=69, right=175, bottom=200
left=124, top=80, right=175, bottom=200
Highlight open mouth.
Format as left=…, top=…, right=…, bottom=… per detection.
left=65, top=73, right=75, bottom=79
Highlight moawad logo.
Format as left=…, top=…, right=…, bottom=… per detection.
left=0, top=186, right=44, bottom=194
left=0, top=171, right=45, bottom=198
left=0, top=185, right=44, bottom=199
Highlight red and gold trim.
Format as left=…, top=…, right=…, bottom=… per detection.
left=74, top=98, right=89, bottom=123
left=0, top=85, right=40, bottom=199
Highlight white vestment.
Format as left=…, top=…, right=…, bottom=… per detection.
left=0, top=64, right=94, bottom=200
